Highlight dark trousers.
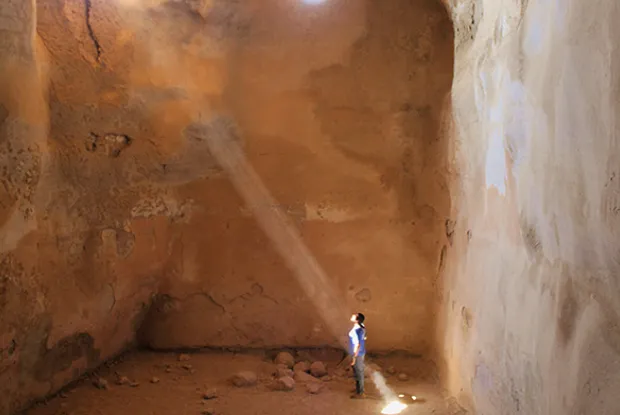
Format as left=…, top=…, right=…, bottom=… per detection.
left=353, top=354, right=365, bottom=394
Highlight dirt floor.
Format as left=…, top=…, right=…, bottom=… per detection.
left=23, top=351, right=465, bottom=415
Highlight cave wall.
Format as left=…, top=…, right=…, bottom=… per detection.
left=0, top=1, right=175, bottom=413
left=441, top=0, right=620, bottom=414
left=138, top=0, right=454, bottom=352
left=0, top=0, right=453, bottom=413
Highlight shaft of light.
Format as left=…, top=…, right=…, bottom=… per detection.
left=381, top=401, right=408, bottom=415
left=197, top=120, right=406, bottom=411
left=117, top=1, right=401, bottom=406
left=372, top=371, right=398, bottom=402
left=193, top=119, right=350, bottom=345
left=373, top=371, right=408, bottom=414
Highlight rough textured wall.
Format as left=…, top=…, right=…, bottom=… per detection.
left=0, top=0, right=452, bottom=413
left=441, top=0, right=620, bottom=414
left=139, top=0, right=453, bottom=351
left=0, top=1, right=174, bottom=413
left=136, top=0, right=453, bottom=351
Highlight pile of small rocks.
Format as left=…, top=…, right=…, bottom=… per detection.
left=86, top=350, right=417, bottom=415
left=228, top=351, right=330, bottom=395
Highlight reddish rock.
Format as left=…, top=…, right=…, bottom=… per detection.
left=306, top=383, right=323, bottom=394
left=231, top=371, right=258, bottom=387
left=202, top=388, right=218, bottom=400
left=274, top=364, right=293, bottom=378
left=115, top=376, right=130, bottom=386
left=272, top=376, right=295, bottom=391
left=93, top=378, right=109, bottom=390
left=293, top=361, right=311, bottom=373
left=310, top=361, right=327, bottom=378
left=274, top=352, right=295, bottom=369
left=294, top=370, right=320, bottom=384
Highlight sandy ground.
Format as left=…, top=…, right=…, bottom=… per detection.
left=24, top=351, right=466, bottom=415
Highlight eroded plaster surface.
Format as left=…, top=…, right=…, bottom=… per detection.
left=442, top=0, right=620, bottom=413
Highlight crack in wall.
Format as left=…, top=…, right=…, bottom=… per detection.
left=167, top=292, right=227, bottom=314
left=205, top=293, right=226, bottom=314
left=84, top=0, right=102, bottom=63
left=162, top=292, right=249, bottom=342
left=227, top=283, right=279, bottom=306
left=107, top=283, right=116, bottom=312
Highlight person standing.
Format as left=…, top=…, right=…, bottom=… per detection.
left=349, top=312, right=367, bottom=398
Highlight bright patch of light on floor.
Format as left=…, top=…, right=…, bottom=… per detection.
left=302, top=0, right=326, bottom=4
left=381, top=400, right=408, bottom=415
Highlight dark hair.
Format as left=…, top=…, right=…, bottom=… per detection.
left=356, top=313, right=365, bottom=328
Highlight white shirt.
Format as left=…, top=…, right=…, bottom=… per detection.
left=349, top=323, right=361, bottom=347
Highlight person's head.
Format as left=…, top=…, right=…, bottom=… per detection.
left=350, top=313, right=365, bottom=327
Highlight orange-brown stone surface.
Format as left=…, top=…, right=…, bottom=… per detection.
left=0, top=1, right=452, bottom=413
